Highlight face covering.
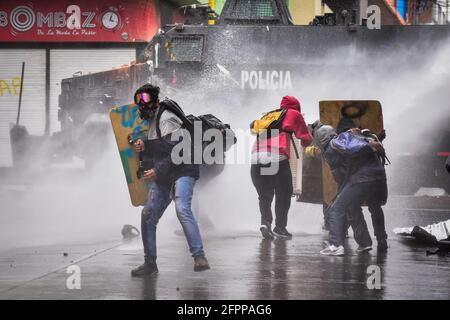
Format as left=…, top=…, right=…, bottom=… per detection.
left=138, top=101, right=157, bottom=120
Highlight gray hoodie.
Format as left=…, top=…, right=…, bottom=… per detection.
left=312, top=123, right=337, bottom=152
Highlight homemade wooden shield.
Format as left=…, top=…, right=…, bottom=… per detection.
left=296, top=100, right=384, bottom=206
left=320, top=100, right=384, bottom=206
left=289, top=137, right=303, bottom=196
left=110, top=104, right=149, bottom=207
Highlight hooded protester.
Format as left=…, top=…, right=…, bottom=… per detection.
left=313, top=122, right=385, bottom=256
left=130, top=84, right=210, bottom=277
left=334, top=118, right=389, bottom=251
left=250, top=96, right=313, bottom=240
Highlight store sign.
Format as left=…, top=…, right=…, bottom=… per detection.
left=0, top=0, right=160, bottom=42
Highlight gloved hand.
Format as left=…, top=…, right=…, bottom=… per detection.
left=305, top=146, right=321, bottom=157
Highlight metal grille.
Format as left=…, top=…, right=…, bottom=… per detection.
left=232, top=0, right=275, bottom=18
left=169, top=36, right=204, bottom=62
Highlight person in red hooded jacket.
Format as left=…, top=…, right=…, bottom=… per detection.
left=251, top=96, right=313, bottom=239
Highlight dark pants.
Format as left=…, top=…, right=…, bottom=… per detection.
left=328, top=181, right=375, bottom=247
left=366, top=180, right=388, bottom=242
left=368, top=206, right=387, bottom=241
left=342, top=206, right=387, bottom=243
left=251, top=160, right=293, bottom=228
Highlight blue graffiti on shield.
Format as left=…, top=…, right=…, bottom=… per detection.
left=112, top=105, right=149, bottom=159
left=122, top=105, right=138, bottom=128
left=111, top=105, right=139, bottom=128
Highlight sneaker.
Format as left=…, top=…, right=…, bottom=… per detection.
left=131, top=262, right=158, bottom=277
left=356, top=245, right=373, bottom=253
left=273, top=226, right=292, bottom=239
left=320, top=245, right=345, bottom=256
left=377, top=239, right=388, bottom=252
left=193, top=255, right=210, bottom=272
left=260, top=225, right=274, bottom=240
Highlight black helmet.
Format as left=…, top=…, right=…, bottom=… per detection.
left=121, top=224, right=140, bottom=239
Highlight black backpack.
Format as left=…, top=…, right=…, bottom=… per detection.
left=155, top=99, right=237, bottom=163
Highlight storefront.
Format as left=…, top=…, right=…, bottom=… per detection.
left=0, top=0, right=168, bottom=166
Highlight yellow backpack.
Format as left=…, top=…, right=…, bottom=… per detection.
left=250, top=109, right=287, bottom=135
left=250, top=108, right=300, bottom=158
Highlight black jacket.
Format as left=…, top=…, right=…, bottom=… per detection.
left=142, top=126, right=199, bottom=186
left=323, top=132, right=386, bottom=186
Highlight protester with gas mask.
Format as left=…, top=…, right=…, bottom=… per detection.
left=130, top=84, right=210, bottom=276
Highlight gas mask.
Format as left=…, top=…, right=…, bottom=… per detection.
left=134, top=92, right=158, bottom=120
left=138, top=103, right=158, bottom=120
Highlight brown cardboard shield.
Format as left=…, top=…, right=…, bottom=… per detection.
left=110, top=104, right=149, bottom=207
left=295, top=100, right=384, bottom=206
left=320, top=100, right=384, bottom=206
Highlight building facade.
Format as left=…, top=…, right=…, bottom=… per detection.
left=0, top=0, right=192, bottom=166
left=1, top=0, right=446, bottom=166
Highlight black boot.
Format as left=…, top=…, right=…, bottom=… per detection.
left=260, top=224, right=274, bottom=240
left=193, top=255, right=210, bottom=272
left=273, top=226, right=292, bottom=239
left=131, top=260, right=158, bottom=277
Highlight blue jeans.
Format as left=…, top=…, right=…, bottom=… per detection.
left=141, top=176, right=205, bottom=262
left=328, top=182, right=373, bottom=247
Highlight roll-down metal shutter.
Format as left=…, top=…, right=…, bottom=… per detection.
left=0, top=50, right=46, bottom=167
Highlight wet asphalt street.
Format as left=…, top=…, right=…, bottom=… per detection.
left=0, top=168, right=449, bottom=300
left=0, top=208, right=449, bottom=300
